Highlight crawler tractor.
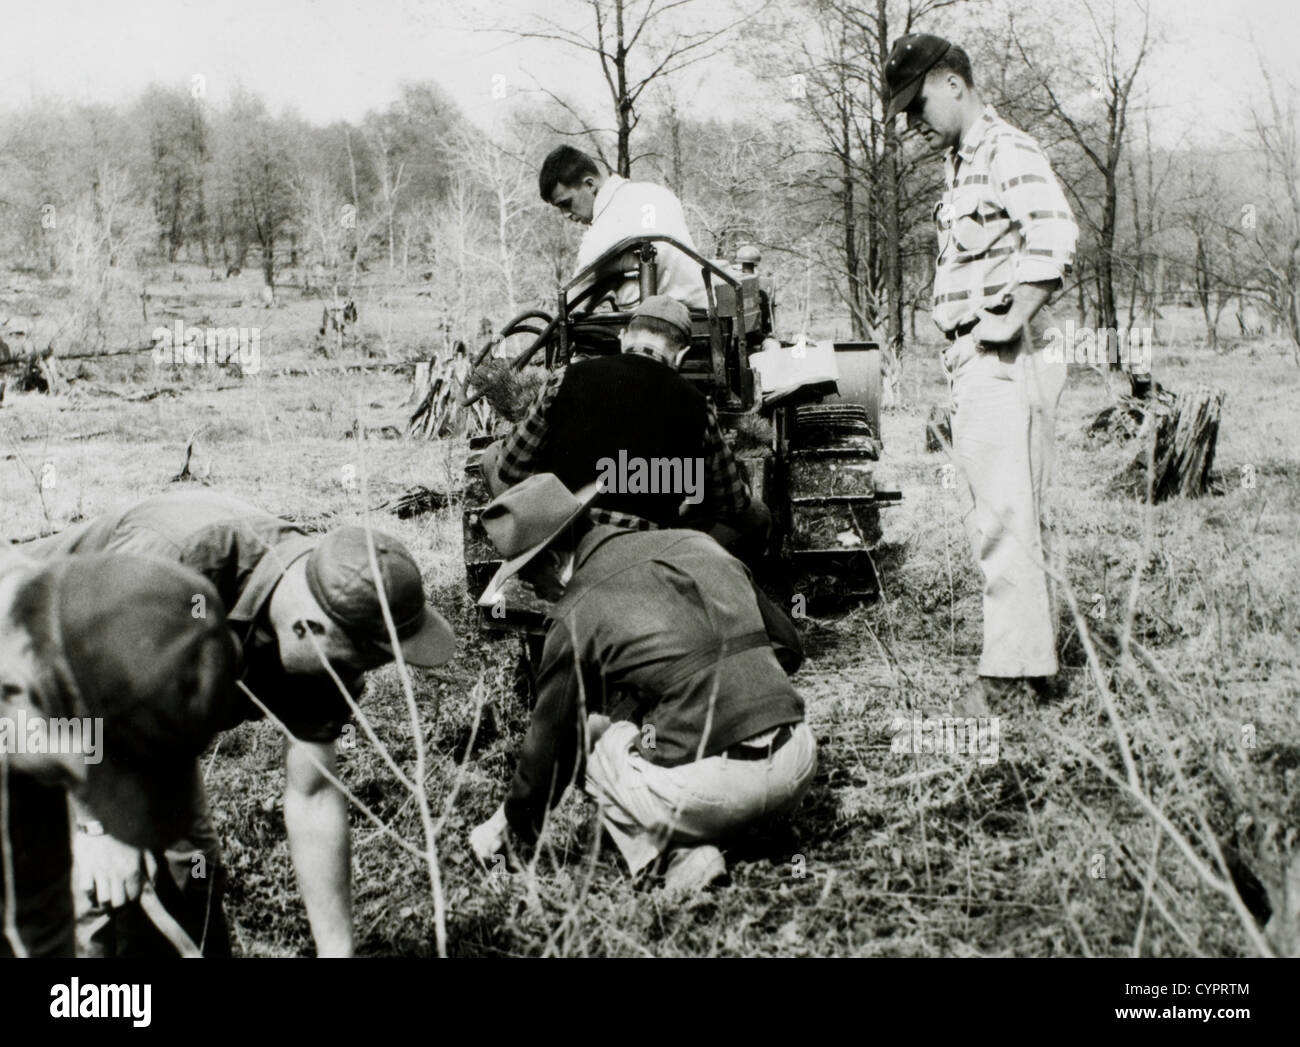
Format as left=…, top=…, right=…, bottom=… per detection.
left=460, top=236, right=901, bottom=637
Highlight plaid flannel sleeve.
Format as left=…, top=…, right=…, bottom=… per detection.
left=702, top=399, right=750, bottom=518
left=991, top=135, right=1078, bottom=287
left=494, top=367, right=567, bottom=488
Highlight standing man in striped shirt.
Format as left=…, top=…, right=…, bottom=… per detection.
left=885, top=34, right=1079, bottom=713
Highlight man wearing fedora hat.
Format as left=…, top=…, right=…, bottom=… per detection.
left=479, top=294, right=771, bottom=563
left=885, top=34, right=1077, bottom=713
left=21, top=489, right=456, bottom=957
left=468, top=474, right=816, bottom=892
left=0, top=544, right=238, bottom=957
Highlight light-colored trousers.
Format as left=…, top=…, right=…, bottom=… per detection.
left=583, top=720, right=817, bottom=875
left=943, top=332, right=1066, bottom=678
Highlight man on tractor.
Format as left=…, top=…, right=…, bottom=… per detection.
left=478, top=295, right=771, bottom=566
left=539, top=144, right=708, bottom=312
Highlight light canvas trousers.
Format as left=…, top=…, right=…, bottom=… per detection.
left=583, top=720, right=817, bottom=874
left=943, top=332, right=1066, bottom=678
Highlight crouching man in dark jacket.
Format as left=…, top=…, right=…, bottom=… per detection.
left=468, top=474, right=816, bottom=892
left=478, top=295, right=772, bottom=567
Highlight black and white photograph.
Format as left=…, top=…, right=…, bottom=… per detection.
left=0, top=0, right=1295, bottom=1001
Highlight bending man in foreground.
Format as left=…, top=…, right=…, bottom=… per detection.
left=468, top=474, right=816, bottom=893
left=21, top=490, right=456, bottom=957
left=0, top=545, right=236, bottom=957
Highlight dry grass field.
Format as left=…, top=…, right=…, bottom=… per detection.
left=3, top=265, right=1298, bottom=957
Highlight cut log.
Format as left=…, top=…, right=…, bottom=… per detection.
left=1110, top=385, right=1224, bottom=501
left=373, top=485, right=450, bottom=519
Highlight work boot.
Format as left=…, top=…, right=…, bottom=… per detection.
left=662, top=845, right=727, bottom=894
left=1026, top=675, right=1067, bottom=703
left=955, top=676, right=1038, bottom=717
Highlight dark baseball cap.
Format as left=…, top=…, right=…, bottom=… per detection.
left=19, top=553, right=239, bottom=850
left=884, top=33, right=953, bottom=120
left=633, top=295, right=692, bottom=339
left=304, top=526, right=455, bottom=668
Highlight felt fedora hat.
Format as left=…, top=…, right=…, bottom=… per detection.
left=477, top=474, right=600, bottom=606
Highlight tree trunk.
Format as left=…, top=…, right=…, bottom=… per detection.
left=1195, top=233, right=1216, bottom=350
left=1111, top=386, right=1224, bottom=502
left=878, top=0, right=904, bottom=362
left=841, top=92, right=864, bottom=338
left=615, top=0, right=632, bottom=177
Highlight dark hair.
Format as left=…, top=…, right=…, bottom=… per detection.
left=626, top=315, right=688, bottom=350
left=929, top=45, right=974, bottom=89
left=538, top=146, right=601, bottom=202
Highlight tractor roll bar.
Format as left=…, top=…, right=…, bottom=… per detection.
left=464, top=235, right=747, bottom=407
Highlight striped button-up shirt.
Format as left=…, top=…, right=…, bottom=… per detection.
left=931, top=106, right=1077, bottom=334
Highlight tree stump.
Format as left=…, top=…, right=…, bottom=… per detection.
left=924, top=405, right=952, bottom=452
left=408, top=343, right=473, bottom=439
left=1111, top=385, right=1224, bottom=501
left=12, top=349, right=60, bottom=395
left=407, top=361, right=430, bottom=408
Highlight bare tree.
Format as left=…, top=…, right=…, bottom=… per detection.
left=366, top=125, right=411, bottom=276
left=1010, top=0, right=1152, bottom=383
left=1238, top=58, right=1300, bottom=361
left=1171, top=157, right=1242, bottom=351
left=453, top=128, right=548, bottom=316
left=421, top=176, right=491, bottom=353
left=756, top=0, right=952, bottom=386
left=219, top=92, right=297, bottom=294
left=508, top=0, right=757, bottom=175
left=1120, top=106, right=1177, bottom=333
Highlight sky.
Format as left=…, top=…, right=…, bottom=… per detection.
left=0, top=0, right=1295, bottom=148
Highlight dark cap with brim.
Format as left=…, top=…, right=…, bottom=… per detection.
left=884, top=33, right=953, bottom=120
left=305, top=527, right=455, bottom=669
left=633, top=295, right=693, bottom=339
left=20, top=554, right=238, bottom=850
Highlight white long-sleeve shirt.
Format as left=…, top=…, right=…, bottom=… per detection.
left=575, top=175, right=708, bottom=310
